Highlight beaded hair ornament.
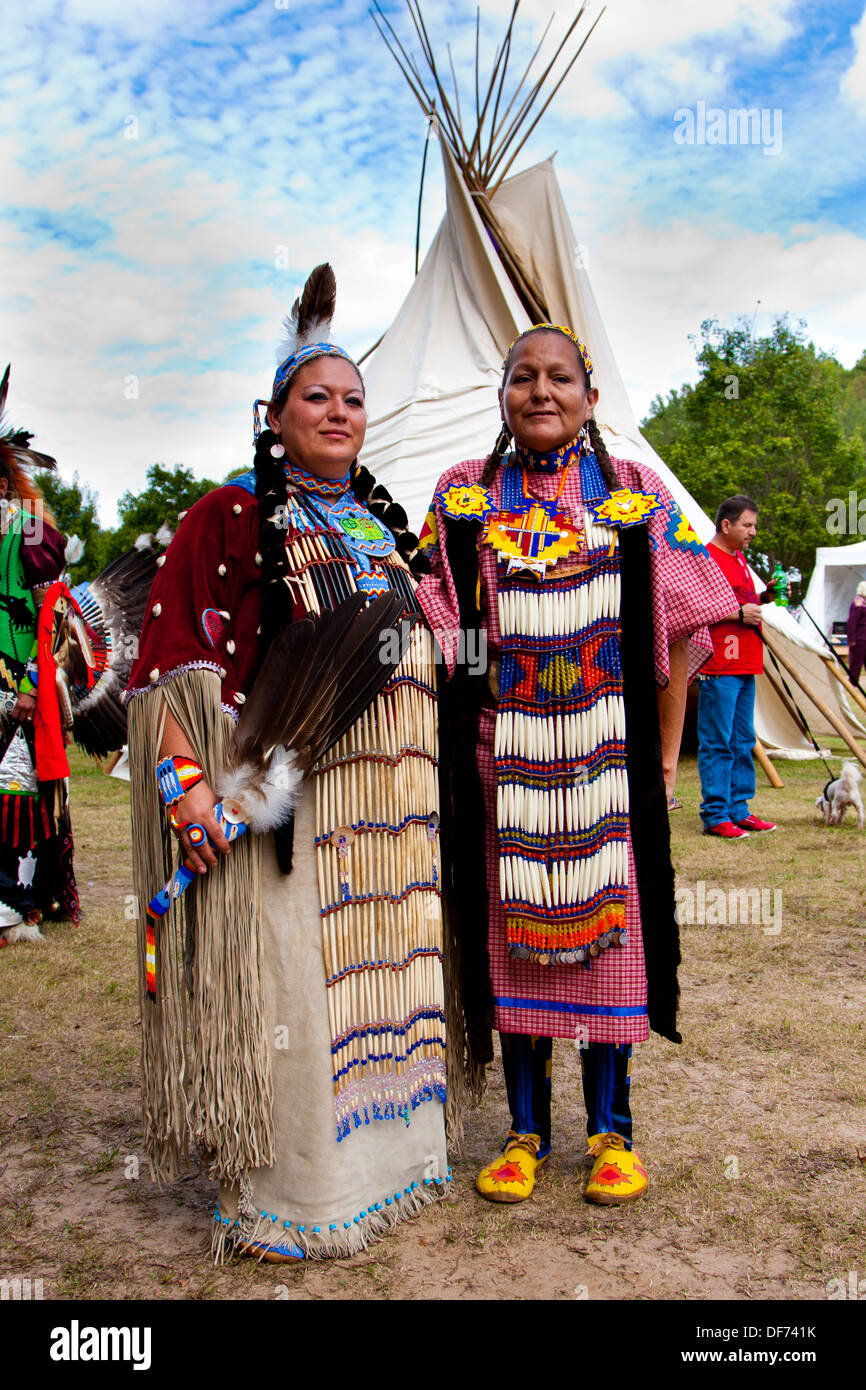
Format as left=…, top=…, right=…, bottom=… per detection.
left=507, top=322, right=593, bottom=383
left=253, top=263, right=360, bottom=440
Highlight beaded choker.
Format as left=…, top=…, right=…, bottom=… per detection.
left=284, top=460, right=351, bottom=498
left=514, top=437, right=582, bottom=474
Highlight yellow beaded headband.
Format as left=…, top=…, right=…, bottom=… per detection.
left=507, top=322, right=593, bottom=381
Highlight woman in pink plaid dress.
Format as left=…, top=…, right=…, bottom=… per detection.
left=414, top=324, right=733, bottom=1205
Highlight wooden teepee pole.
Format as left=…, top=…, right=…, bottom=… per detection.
left=762, top=628, right=866, bottom=771
left=754, top=739, right=783, bottom=788
left=821, top=653, right=866, bottom=719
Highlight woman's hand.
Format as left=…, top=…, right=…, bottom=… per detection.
left=11, top=692, right=37, bottom=723
left=171, top=778, right=231, bottom=874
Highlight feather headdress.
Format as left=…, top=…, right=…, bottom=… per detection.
left=0, top=365, right=57, bottom=476
left=255, top=264, right=358, bottom=439
left=0, top=365, right=58, bottom=524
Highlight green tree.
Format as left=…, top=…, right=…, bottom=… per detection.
left=641, top=318, right=866, bottom=592
left=32, top=470, right=105, bottom=584
left=100, top=463, right=219, bottom=567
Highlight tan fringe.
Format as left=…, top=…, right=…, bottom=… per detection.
left=128, top=670, right=274, bottom=1184
left=441, top=895, right=487, bottom=1155
left=213, top=1172, right=451, bottom=1264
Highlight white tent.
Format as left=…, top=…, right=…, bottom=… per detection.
left=361, top=135, right=866, bottom=756
left=801, top=538, right=866, bottom=637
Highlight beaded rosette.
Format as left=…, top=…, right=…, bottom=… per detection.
left=489, top=450, right=638, bottom=966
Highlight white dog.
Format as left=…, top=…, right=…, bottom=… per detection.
left=816, top=762, right=864, bottom=829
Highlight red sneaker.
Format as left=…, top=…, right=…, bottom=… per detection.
left=703, top=821, right=750, bottom=838
left=736, top=815, right=777, bottom=832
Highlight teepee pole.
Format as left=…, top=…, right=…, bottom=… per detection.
left=754, top=739, right=784, bottom=788
left=821, top=653, right=866, bottom=718
left=763, top=629, right=866, bottom=771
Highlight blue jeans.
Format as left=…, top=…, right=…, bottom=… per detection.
left=697, top=674, right=756, bottom=827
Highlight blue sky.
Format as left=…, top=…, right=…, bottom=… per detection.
left=2, top=0, right=865, bottom=525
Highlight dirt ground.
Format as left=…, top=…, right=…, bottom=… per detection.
left=1, top=746, right=864, bottom=1301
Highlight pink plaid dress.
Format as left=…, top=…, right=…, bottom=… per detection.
left=416, top=455, right=735, bottom=1044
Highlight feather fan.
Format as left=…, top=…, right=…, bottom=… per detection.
left=216, top=591, right=409, bottom=831
left=68, top=547, right=161, bottom=756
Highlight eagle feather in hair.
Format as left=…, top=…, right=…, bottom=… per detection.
left=274, top=262, right=337, bottom=366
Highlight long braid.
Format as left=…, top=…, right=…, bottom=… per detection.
left=588, top=415, right=619, bottom=492
left=480, top=424, right=513, bottom=487
left=253, top=427, right=293, bottom=648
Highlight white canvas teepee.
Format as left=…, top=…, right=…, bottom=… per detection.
left=362, top=4, right=864, bottom=756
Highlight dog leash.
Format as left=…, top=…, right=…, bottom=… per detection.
left=760, top=636, right=837, bottom=781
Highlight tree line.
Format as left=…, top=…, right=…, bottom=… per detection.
left=641, top=316, right=866, bottom=592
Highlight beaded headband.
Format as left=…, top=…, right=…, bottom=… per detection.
left=253, top=342, right=360, bottom=440
left=507, top=322, right=593, bottom=382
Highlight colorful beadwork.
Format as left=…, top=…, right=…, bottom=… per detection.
left=438, top=483, right=494, bottom=521
left=200, top=608, right=228, bottom=649
left=508, top=323, right=593, bottom=380
left=268, top=492, right=446, bottom=1142
left=315, top=620, right=446, bottom=1141
left=587, top=488, right=666, bottom=529
left=145, top=915, right=156, bottom=1000
left=663, top=501, right=706, bottom=555
left=488, top=452, right=629, bottom=967
left=482, top=446, right=584, bottom=579
left=155, top=755, right=204, bottom=808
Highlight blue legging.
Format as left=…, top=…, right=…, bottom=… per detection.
left=501, top=1032, right=633, bottom=1157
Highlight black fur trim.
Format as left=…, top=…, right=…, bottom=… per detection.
left=273, top=816, right=296, bottom=873
left=383, top=502, right=408, bottom=531
left=618, top=524, right=681, bottom=1042
left=437, top=515, right=495, bottom=1068
left=350, top=463, right=375, bottom=500
left=408, top=551, right=432, bottom=578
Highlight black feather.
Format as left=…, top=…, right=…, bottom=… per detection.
left=296, top=263, right=337, bottom=346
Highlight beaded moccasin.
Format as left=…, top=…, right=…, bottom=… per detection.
left=584, top=1132, right=648, bottom=1205
left=476, top=1131, right=548, bottom=1203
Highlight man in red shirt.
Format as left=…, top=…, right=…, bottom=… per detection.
left=698, top=495, right=778, bottom=839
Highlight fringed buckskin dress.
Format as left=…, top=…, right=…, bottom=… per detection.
left=126, top=467, right=451, bottom=1260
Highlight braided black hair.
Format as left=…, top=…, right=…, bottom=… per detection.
left=481, top=326, right=619, bottom=492
left=253, top=427, right=294, bottom=648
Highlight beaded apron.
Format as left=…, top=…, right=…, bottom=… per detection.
left=282, top=483, right=446, bottom=1140
left=488, top=450, right=630, bottom=967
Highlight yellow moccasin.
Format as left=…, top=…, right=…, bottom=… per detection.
left=584, top=1132, right=648, bottom=1205
left=476, top=1131, right=548, bottom=1203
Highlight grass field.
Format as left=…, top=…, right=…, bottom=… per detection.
left=1, top=744, right=864, bottom=1301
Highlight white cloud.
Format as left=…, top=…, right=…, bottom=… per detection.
left=841, top=6, right=866, bottom=114
left=587, top=221, right=866, bottom=420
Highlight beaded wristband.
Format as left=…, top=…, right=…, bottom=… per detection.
left=156, top=755, right=204, bottom=808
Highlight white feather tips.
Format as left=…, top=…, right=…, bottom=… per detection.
left=216, top=746, right=302, bottom=834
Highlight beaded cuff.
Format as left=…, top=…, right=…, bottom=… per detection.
left=156, top=755, right=204, bottom=808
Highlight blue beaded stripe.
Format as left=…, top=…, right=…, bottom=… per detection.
left=325, top=944, right=443, bottom=987
left=213, top=1169, right=453, bottom=1238
left=313, top=810, right=440, bottom=846
left=494, top=998, right=647, bottom=1017
left=579, top=450, right=609, bottom=504
left=337, top=1082, right=448, bottom=1140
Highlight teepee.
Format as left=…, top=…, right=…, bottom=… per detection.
left=361, top=1, right=865, bottom=759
